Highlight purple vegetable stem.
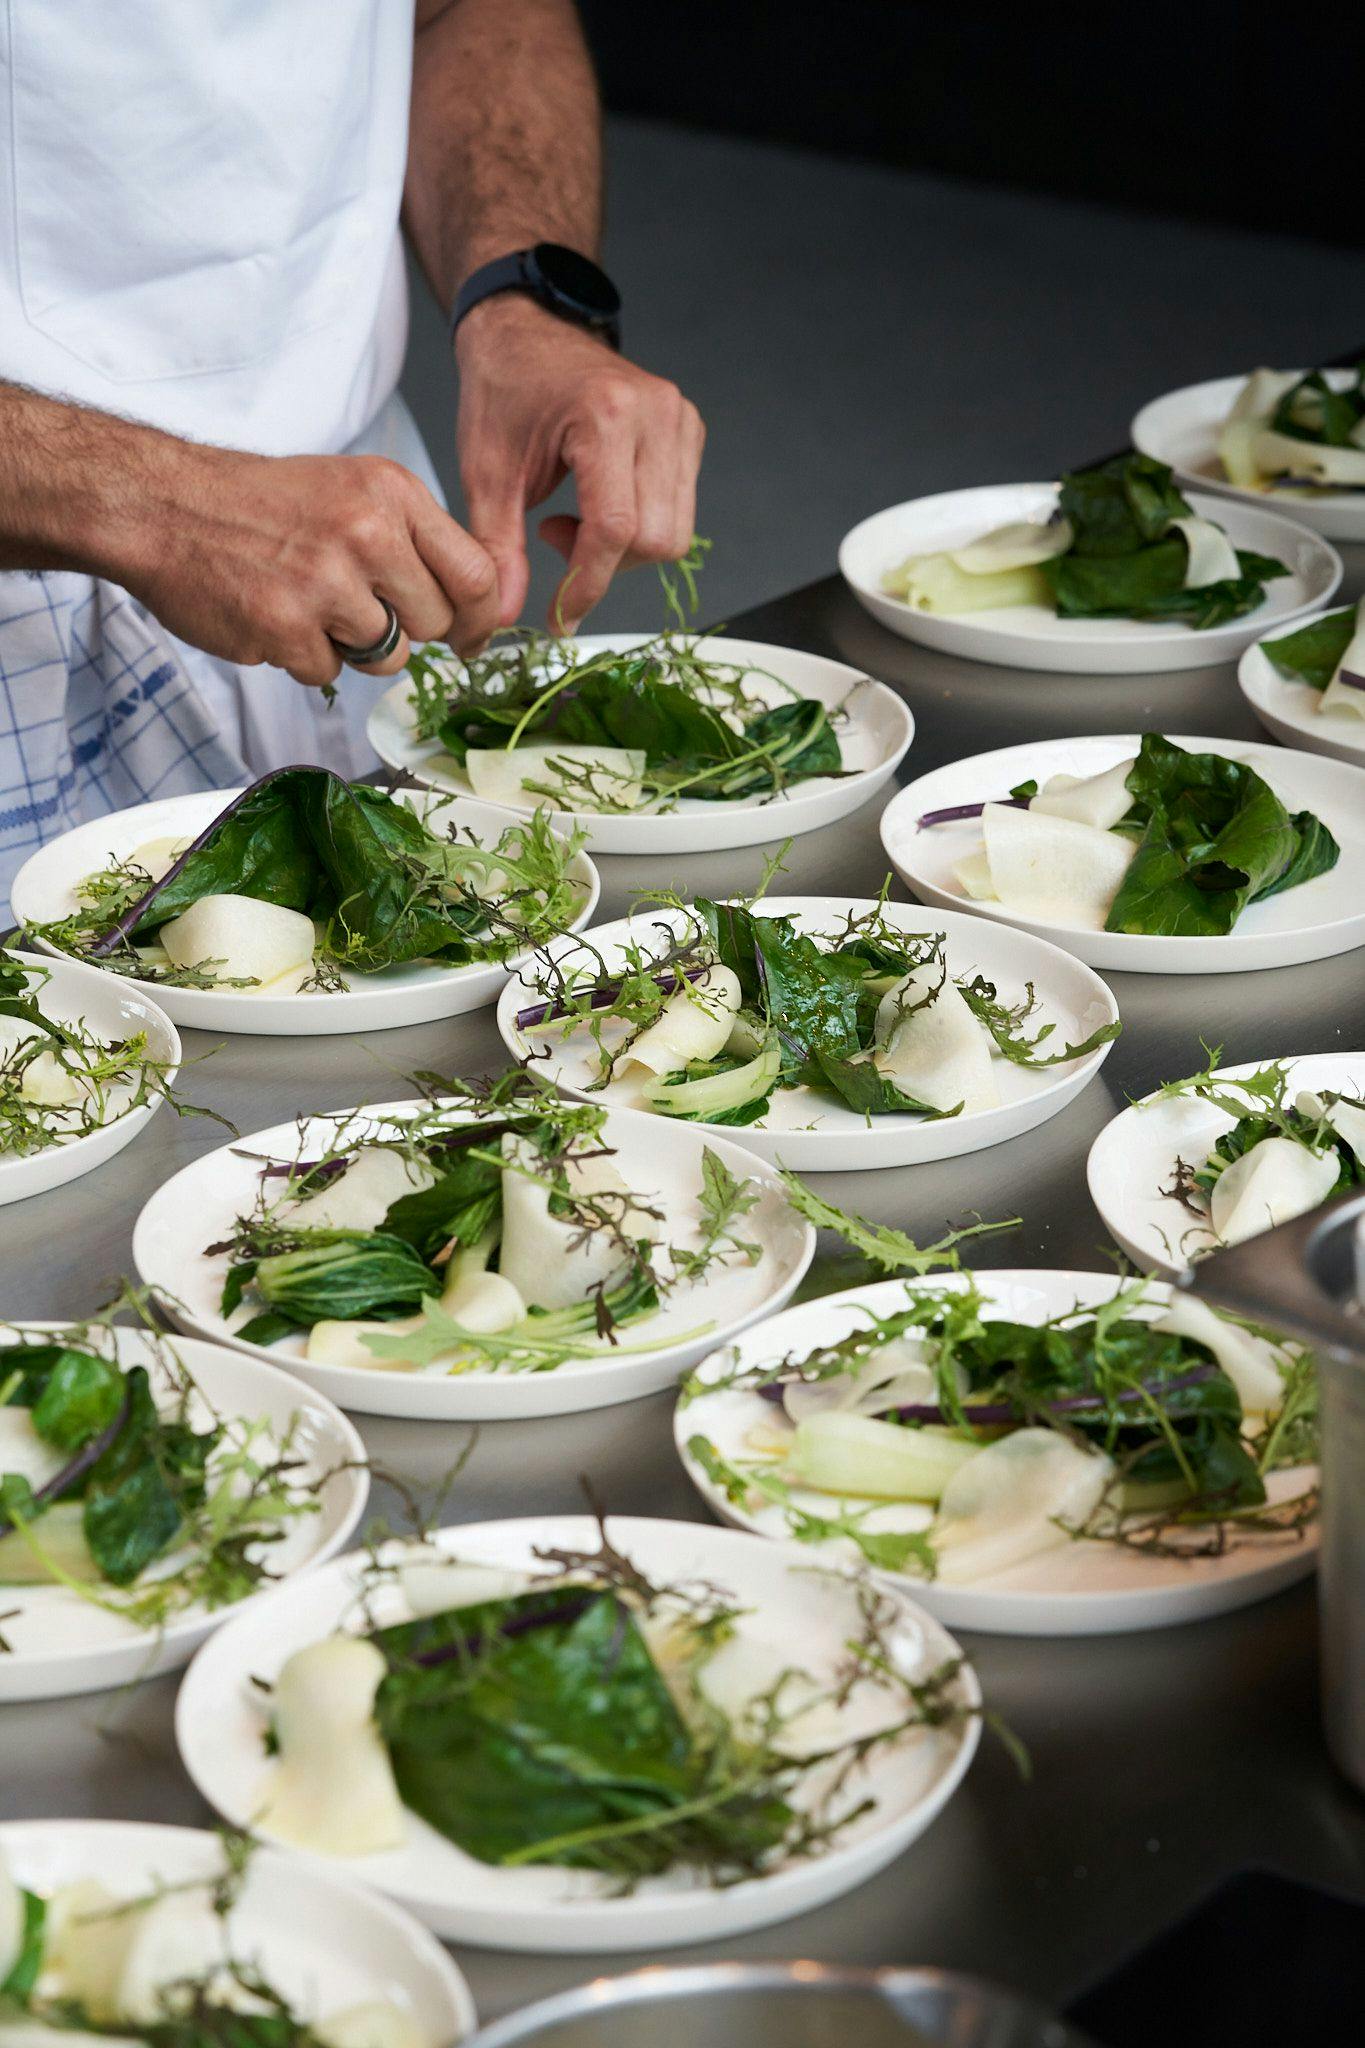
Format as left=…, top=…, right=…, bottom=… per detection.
left=758, top=1361, right=1217, bottom=1426
left=406, top=1588, right=603, bottom=1668
left=0, top=1386, right=132, bottom=1542
left=917, top=797, right=1029, bottom=830
left=87, top=764, right=318, bottom=957
left=515, top=965, right=705, bottom=1032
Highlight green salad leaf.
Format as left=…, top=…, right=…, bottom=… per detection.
left=1262, top=604, right=1355, bottom=691
left=1104, top=734, right=1339, bottom=936
left=1044, top=454, right=1288, bottom=628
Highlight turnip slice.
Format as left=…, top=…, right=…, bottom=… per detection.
left=256, top=1636, right=407, bottom=1857
left=1318, top=597, right=1365, bottom=721
left=1029, top=757, right=1136, bottom=831
left=789, top=1409, right=981, bottom=1502
left=1170, top=516, right=1241, bottom=588
left=1251, top=428, right=1365, bottom=487
left=127, top=835, right=192, bottom=882
left=953, top=850, right=997, bottom=900
left=931, top=1428, right=1112, bottom=1583
left=114, top=1892, right=230, bottom=2024
left=1154, top=1294, right=1288, bottom=1416
left=0, top=1019, right=83, bottom=1106
left=872, top=965, right=997, bottom=1113
left=158, top=894, right=315, bottom=991
left=497, top=1136, right=657, bottom=1311
left=981, top=802, right=1135, bottom=928
left=1209, top=1134, right=1341, bottom=1247
left=315, top=2005, right=426, bottom=2048
left=622, top=964, right=742, bottom=1076
left=949, top=516, right=1073, bottom=573
left=782, top=1338, right=939, bottom=1424
left=464, top=743, right=646, bottom=810
left=275, top=1146, right=437, bottom=1234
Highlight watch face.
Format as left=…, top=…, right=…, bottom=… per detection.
left=529, top=242, right=621, bottom=322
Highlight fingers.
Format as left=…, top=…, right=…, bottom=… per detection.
left=408, top=495, right=503, bottom=655
left=634, top=395, right=702, bottom=565
left=547, top=418, right=638, bottom=633
left=462, top=455, right=532, bottom=630
left=324, top=589, right=413, bottom=679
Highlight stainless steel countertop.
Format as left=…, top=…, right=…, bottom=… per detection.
left=5, top=567, right=1365, bottom=2027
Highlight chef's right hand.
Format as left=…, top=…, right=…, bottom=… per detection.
left=121, top=448, right=502, bottom=688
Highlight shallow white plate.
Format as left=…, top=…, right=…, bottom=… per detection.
left=0, top=1819, right=475, bottom=2043
left=11, top=787, right=599, bottom=1037
left=367, top=633, right=914, bottom=854
left=838, top=483, right=1341, bottom=672
left=1132, top=371, right=1365, bottom=544
left=131, top=1099, right=814, bottom=1421
left=0, top=1322, right=366, bottom=1700
left=0, top=951, right=181, bottom=1208
left=497, top=895, right=1119, bottom=1173
left=881, top=733, right=1365, bottom=975
left=678, top=1270, right=1318, bottom=1636
left=1087, top=1050, right=1365, bottom=1279
left=175, top=1516, right=979, bottom=1952
left=1238, top=611, right=1365, bottom=766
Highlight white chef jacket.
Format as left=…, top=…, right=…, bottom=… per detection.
left=0, top=0, right=434, bottom=907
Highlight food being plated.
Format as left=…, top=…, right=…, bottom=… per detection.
left=0, top=951, right=177, bottom=1159
left=252, top=1530, right=976, bottom=1888
left=20, top=768, right=587, bottom=996
left=0, top=1318, right=327, bottom=1626
left=917, top=733, right=1340, bottom=937
left=881, top=455, right=1287, bottom=629
left=403, top=630, right=849, bottom=817
left=682, top=1276, right=1316, bottom=1586
left=1147, top=1051, right=1365, bottom=1253
left=215, top=1072, right=777, bottom=1379
left=1262, top=598, right=1365, bottom=724
left=0, top=1843, right=425, bottom=2048
left=1218, top=365, right=1365, bottom=495
left=511, top=892, right=1118, bottom=1128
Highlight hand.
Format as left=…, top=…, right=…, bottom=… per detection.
left=455, top=295, right=706, bottom=631
left=116, top=445, right=503, bottom=688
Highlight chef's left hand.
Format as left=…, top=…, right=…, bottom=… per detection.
left=455, top=296, right=705, bottom=633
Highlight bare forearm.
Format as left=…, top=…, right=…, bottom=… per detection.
left=0, top=380, right=183, bottom=582
left=405, top=0, right=602, bottom=310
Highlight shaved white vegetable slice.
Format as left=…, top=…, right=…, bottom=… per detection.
left=126, top=835, right=191, bottom=883
left=644, top=1033, right=780, bottom=1120
left=44, top=1880, right=130, bottom=2020
left=276, top=1146, right=437, bottom=1234
left=980, top=802, right=1136, bottom=929
left=789, top=1409, right=981, bottom=1502
left=932, top=1428, right=1113, bottom=1583
left=1320, top=1092, right=1365, bottom=1161
left=115, top=1892, right=229, bottom=2023
left=953, top=849, right=997, bottom=901
left=1209, top=1134, right=1342, bottom=1247
left=0, top=1849, right=22, bottom=1984
left=1317, top=597, right=1365, bottom=722
left=872, top=965, right=997, bottom=1113
left=0, top=1020, right=83, bottom=1108
left=1029, top=757, right=1136, bottom=831
left=0, top=2028, right=140, bottom=2048
left=497, top=1137, right=658, bottom=1312
left=1250, top=428, right=1365, bottom=488
left=1170, top=516, right=1241, bottom=589
left=949, top=517, right=1073, bottom=573
left=0, top=1408, right=67, bottom=1493
left=439, top=1233, right=525, bottom=1328
left=1226, top=368, right=1302, bottom=423
left=0, top=1501, right=99, bottom=1584
left=1154, top=1294, right=1288, bottom=1416
left=782, top=1337, right=941, bottom=1424
left=398, top=1559, right=529, bottom=1619
left=621, top=965, right=742, bottom=1077
left=880, top=553, right=1049, bottom=614
left=257, top=1636, right=406, bottom=1857
left=159, top=894, right=316, bottom=992
left=315, top=2004, right=427, bottom=2048
left=465, top=743, right=646, bottom=811
left=306, top=1316, right=426, bottom=1373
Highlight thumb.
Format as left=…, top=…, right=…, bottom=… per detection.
left=463, top=464, right=530, bottom=627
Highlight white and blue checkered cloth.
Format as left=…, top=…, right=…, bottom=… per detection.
left=0, top=571, right=246, bottom=921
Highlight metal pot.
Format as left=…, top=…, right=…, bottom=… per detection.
left=1185, top=1187, right=1365, bottom=1792
left=462, top=1962, right=1097, bottom=2048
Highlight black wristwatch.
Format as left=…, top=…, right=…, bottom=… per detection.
left=451, top=242, right=622, bottom=350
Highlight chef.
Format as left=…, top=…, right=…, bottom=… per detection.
left=0, top=0, right=703, bottom=906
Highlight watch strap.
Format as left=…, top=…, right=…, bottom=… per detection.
left=451, top=248, right=622, bottom=350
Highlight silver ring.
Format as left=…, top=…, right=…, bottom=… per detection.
left=329, top=598, right=402, bottom=667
